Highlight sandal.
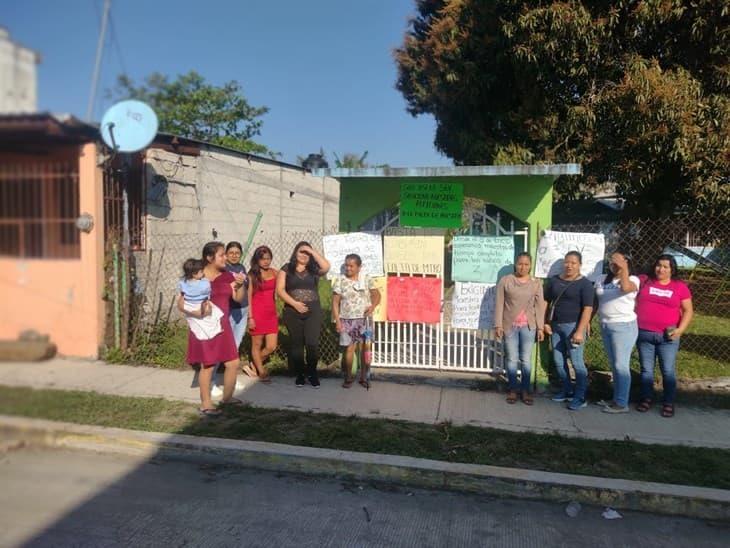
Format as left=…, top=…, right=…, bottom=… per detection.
left=343, top=377, right=354, bottom=389
left=506, top=391, right=518, bottom=404
left=199, top=408, right=222, bottom=417
left=242, top=363, right=257, bottom=378
left=358, top=379, right=370, bottom=390
left=661, top=403, right=675, bottom=418
left=521, top=393, right=534, bottom=406
left=636, top=399, right=652, bottom=413
left=219, top=397, right=244, bottom=407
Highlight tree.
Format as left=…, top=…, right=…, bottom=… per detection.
left=333, top=151, right=368, bottom=168
left=395, top=0, right=730, bottom=217
left=110, top=71, right=272, bottom=156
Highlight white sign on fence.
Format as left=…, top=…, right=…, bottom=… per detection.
left=535, top=230, right=605, bottom=282
left=451, top=282, right=497, bottom=330
left=323, top=232, right=384, bottom=278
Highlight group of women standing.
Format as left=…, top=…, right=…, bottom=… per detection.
left=495, top=250, right=693, bottom=417
left=179, top=240, right=329, bottom=415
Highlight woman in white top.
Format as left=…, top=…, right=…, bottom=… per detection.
left=595, top=250, right=640, bottom=413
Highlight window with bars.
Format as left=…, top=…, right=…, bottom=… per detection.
left=0, top=161, right=80, bottom=258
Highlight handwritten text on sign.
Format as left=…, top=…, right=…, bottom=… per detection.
left=451, top=282, right=497, bottom=330
left=452, top=236, right=514, bottom=283
left=386, top=276, right=441, bottom=323
left=400, top=182, right=463, bottom=228
left=384, top=227, right=444, bottom=274
left=535, top=230, right=605, bottom=282
left=371, top=276, right=387, bottom=322
left=323, top=232, right=384, bottom=279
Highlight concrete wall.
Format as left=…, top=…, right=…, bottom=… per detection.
left=339, top=175, right=554, bottom=260
left=136, top=146, right=339, bottom=320
left=0, top=28, right=38, bottom=113
left=0, top=143, right=106, bottom=357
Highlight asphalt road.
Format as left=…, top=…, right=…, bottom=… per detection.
left=0, top=446, right=727, bottom=547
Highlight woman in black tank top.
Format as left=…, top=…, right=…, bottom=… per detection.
left=276, top=241, right=330, bottom=387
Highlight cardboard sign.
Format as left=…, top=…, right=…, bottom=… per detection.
left=535, top=230, right=605, bottom=282
left=323, top=232, right=384, bottom=279
left=452, top=236, right=514, bottom=283
left=386, top=276, right=441, bottom=323
left=451, top=282, right=497, bottom=330
left=371, top=276, right=387, bottom=322
left=383, top=227, right=444, bottom=275
left=400, top=182, right=463, bottom=228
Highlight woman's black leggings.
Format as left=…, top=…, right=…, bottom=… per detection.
left=282, top=302, right=322, bottom=376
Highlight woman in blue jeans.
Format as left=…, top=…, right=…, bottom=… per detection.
left=635, top=254, right=693, bottom=418
left=495, top=253, right=546, bottom=405
left=543, top=251, right=594, bottom=411
left=594, top=251, right=640, bottom=413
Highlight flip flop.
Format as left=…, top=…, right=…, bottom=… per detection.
left=242, top=364, right=257, bottom=378
left=219, top=397, right=244, bottom=407
left=199, top=408, right=222, bottom=417
left=343, top=377, right=354, bottom=389
left=358, top=379, right=370, bottom=390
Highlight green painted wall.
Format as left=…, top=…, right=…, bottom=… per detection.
left=339, top=175, right=555, bottom=258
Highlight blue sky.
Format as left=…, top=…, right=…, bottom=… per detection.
left=3, top=0, right=451, bottom=167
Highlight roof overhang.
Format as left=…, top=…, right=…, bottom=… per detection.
left=313, top=164, right=581, bottom=178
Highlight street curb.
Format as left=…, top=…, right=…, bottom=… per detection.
left=2, top=415, right=729, bottom=522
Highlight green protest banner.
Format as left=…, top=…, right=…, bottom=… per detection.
left=399, top=182, right=463, bottom=228
left=452, top=236, right=514, bottom=283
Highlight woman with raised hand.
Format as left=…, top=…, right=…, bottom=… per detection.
left=276, top=241, right=330, bottom=388
left=635, top=254, right=693, bottom=418
left=179, top=241, right=246, bottom=416
left=495, top=252, right=545, bottom=406
left=543, top=251, right=594, bottom=411
left=595, top=251, right=640, bottom=414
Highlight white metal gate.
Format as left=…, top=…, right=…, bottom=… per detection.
left=366, top=208, right=529, bottom=373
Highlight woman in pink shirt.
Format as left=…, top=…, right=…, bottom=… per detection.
left=635, top=254, right=694, bottom=418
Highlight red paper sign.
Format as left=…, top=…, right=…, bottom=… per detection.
left=386, top=276, right=441, bottom=323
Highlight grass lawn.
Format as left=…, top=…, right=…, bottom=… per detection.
left=584, top=312, right=730, bottom=379
left=1, top=385, right=729, bottom=490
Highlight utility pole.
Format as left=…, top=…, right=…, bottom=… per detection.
left=86, top=0, right=111, bottom=121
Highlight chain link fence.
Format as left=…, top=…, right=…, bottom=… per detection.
left=117, top=216, right=729, bottom=378
left=552, top=216, right=730, bottom=379
left=116, top=228, right=342, bottom=370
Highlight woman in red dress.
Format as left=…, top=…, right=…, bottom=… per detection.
left=178, top=241, right=246, bottom=415
left=246, top=245, right=278, bottom=382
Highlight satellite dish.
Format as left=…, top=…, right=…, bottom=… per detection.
left=100, top=100, right=159, bottom=153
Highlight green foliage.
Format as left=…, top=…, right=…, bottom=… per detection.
left=395, top=0, right=730, bottom=217
left=111, top=71, right=272, bottom=156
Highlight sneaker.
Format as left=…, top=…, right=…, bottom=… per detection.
left=551, top=392, right=572, bottom=402
left=567, top=398, right=587, bottom=411
left=295, top=375, right=305, bottom=387
left=596, top=399, right=611, bottom=408
left=308, top=374, right=321, bottom=389
left=602, top=404, right=629, bottom=414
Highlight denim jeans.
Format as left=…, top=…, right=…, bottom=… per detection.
left=229, top=306, right=249, bottom=351
left=600, top=320, right=638, bottom=407
left=637, top=328, right=679, bottom=405
left=504, top=326, right=535, bottom=393
left=551, top=322, right=588, bottom=401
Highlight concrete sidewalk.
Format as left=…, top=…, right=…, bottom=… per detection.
left=1, top=357, right=729, bottom=449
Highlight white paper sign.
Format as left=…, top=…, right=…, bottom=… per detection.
left=323, top=232, right=384, bottom=278
left=535, top=230, right=605, bottom=282
left=451, top=282, right=496, bottom=330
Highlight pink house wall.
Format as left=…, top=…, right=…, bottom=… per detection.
left=0, top=143, right=105, bottom=357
